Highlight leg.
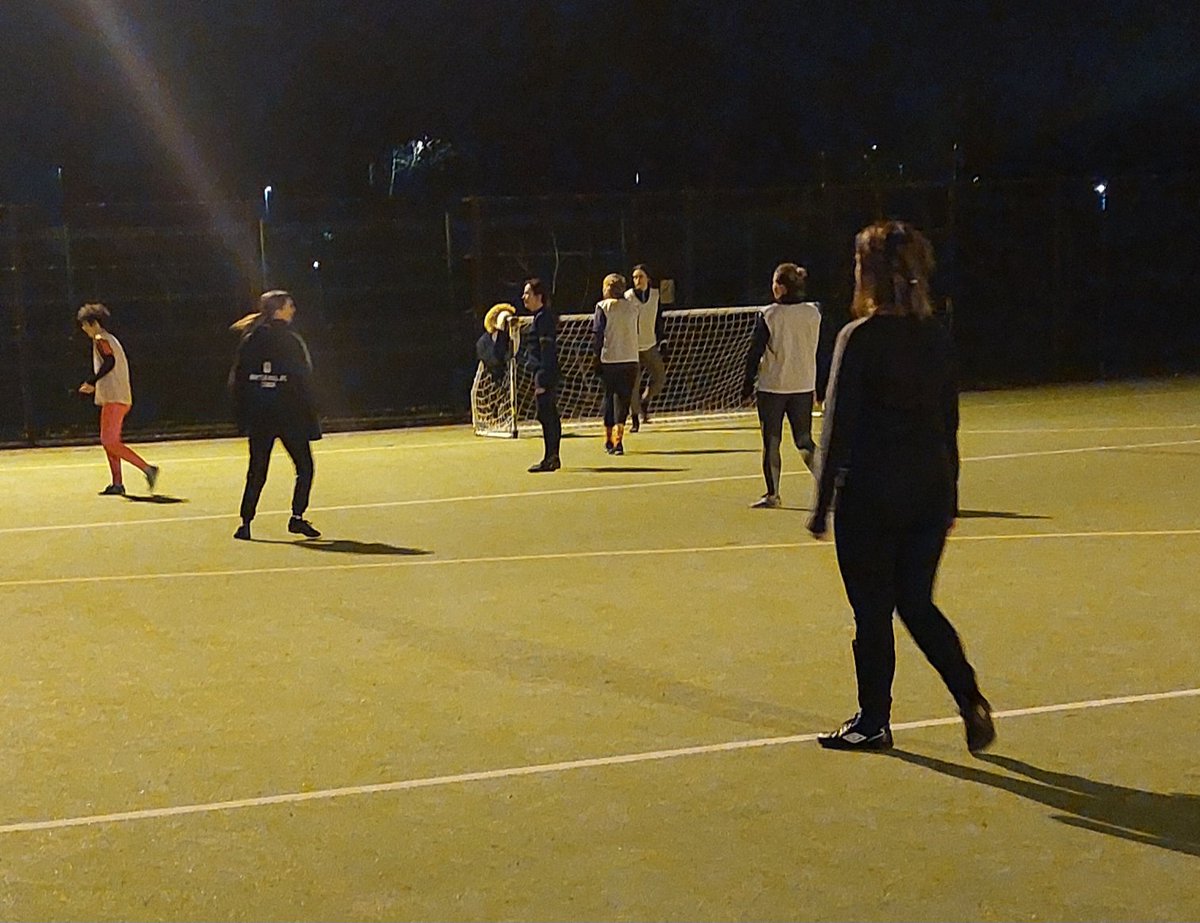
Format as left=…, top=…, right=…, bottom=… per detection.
left=239, top=432, right=276, bottom=523
left=642, top=345, right=666, bottom=413
left=894, top=525, right=981, bottom=705
left=784, top=391, right=816, bottom=467
left=755, top=392, right=787, bottom=497
left=99, top=403, right=149, bottom=482
left=612, top=363, right=637, bottom=445
left=629, top=355, right=643, bottom=419
left=279, top=431, right=315, bottom=517
left=834, top=502, right=901, bottom=727
left=535, top=388, right=561, bottom=462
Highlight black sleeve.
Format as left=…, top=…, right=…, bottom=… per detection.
left=537, top=313, right=559, bottom=389
left=941, top=329, right=961, bottom=517
left=85, top=338, right=115, bottom=385
left=655, top=299, right=666, bottom=346
left=592, top=306, right=607, bottom=358
left=815, top=305, right=841, bottom=404
left=811, top=322, right=867, bottom=523
left=743, top=314, right=769, bottom=390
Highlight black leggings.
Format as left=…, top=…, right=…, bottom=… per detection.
left=239, top=430, right=314, bottom=522
left=833, top=497, right=980, bottom=726
left=601, top=362, right=638, bottom=429
left=755, top=391, right=815, bottom=495
left=536, top=387, right=561, bottom=459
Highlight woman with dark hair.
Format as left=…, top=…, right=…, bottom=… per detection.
left=742, top=262, right=820, bottom=509
left=229, top=290, right=322, bottom=540
left=592, top=272, right=640, bottom=455
left=522, top=277, right=562, bottom=472
left=625, top=264, right=666, bottom=429
left=808, top=221, right=993, bottom=753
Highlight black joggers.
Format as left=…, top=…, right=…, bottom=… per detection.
left=833, top=497, right=981, bottom=727
left=239, top=430, right=314, bottom=523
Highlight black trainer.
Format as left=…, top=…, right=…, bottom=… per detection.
left=145, top=464, right=160, bottom=491
left=98, top=484, right=126, bottom=496
left=630, top=414, right=640, bottom=433
left=528, top=456, right=561, bottom=473
left=817, top=714, right=894, bottom=751
left=288, top=516, right=321, bottom=538
left=233, top=522, right=252, bottom=541
left=612, top=443, right=625, bottom=456
left=959, top=694, right=996, bottom=753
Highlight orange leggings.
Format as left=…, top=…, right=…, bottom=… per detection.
left=100, top=403, right=148, bottom=484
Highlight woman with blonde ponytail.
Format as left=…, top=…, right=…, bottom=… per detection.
left=808, top=221, right=994, bottom=754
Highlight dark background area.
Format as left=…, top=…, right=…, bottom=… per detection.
left=1, top=1, right=1198, bottom=444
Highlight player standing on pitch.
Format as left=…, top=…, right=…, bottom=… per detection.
left=592, top=273, right=640, bottom=455
left=625, top=264, right=666, bottom=431
left=523, top=277, right=562, bottom=472
left=228, top=290, right=322, bottom=540
left=76, top=303, right=159, bottom=496
left=808, top=221, right=993, bottom=754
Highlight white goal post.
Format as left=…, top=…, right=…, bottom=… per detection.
left=470, top=306, right=762, bottom=437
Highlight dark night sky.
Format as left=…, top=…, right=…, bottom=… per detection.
left=2, top=0, right=1197, bottom=204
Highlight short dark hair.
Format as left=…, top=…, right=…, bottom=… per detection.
left=632, top=263, right=655, bottom=285
left=76, top=302, right=111, bottom=325
left=525, top=277, right=549, bottom=308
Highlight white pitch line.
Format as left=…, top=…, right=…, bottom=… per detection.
left=0, top=685, right=1196, bottom=836
left=4, top=527, right=1200, bottom=590
left=2, top=437, right=1197, bottom=539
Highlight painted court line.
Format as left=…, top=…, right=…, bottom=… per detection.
left=2, top=423, right=1196, bottom=474
left=0, top=685, right=1195, bottom=836
left=3, top=528, right=1200, bottom=590
left=3, top=438, right=1198, bottom=538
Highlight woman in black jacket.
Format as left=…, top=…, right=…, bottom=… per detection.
left=229, top=290, right=322, bottom=540
left=808, top=222, right=994, bottom=753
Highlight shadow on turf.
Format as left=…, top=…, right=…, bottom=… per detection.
left=342, top=612, right=826, bottom=734
left=641, top=448, right=758, bottom=456
left=957, top=509, right=1050, bottom=520
left=886, top=749, right=1200, bottom=858
left=123, top=494, right=188, bottom=504
left=255, top=538, right=431, bottom=556
left=577, top=466, right=688, bottom=473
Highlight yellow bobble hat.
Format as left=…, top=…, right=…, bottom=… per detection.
left=484, top=302, right=517, bottom=334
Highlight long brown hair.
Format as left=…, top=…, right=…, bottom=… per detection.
left=850, top=221, right=935, bottom=319
left=230, top=290, right=294, bottom=334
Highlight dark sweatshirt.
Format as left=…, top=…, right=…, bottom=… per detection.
left=811, top=314, right=959, bottom=529
left=525, top=308, right=559, bottom=390
left=229, top=319, right=321, bottom=439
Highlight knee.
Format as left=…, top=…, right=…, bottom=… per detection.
left=100, top=433, right=120, bottom=450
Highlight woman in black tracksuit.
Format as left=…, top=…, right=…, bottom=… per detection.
left=807, top=221, right=994, bottom=754
left=229, top=290, right=322, bottom=541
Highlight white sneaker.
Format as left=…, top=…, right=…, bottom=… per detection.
left=750, top=494, right=781, bottom=509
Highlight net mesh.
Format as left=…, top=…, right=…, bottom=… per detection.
left=471, top=306, right=761, bottom=436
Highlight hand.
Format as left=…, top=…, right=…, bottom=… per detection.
left=534, top=386, right=546, bottom=396
left=591, top=357, right=603, bottom=378
left=78, top=382, right=95, bottom=395
left=741, top=381, right=755, bottom=401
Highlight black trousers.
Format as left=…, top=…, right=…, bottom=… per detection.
left=536, top=387, right=562, bottom=459
left=755, top=390, right=816, bottom=495
left=239, top=430, right=314, bottom=523
left=601, top=362, right=638, bottom=429
left=833, top=495, right=980, bottom=726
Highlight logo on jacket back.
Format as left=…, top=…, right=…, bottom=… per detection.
left=249, top=360, right=288, bottom=389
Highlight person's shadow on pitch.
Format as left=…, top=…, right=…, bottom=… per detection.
left=256, top=538, right=431, bottom=556
left=124, top=494, right=188, bottom=504
left=886, top=749, right=1200, bottom=857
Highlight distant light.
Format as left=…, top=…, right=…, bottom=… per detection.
left=1094, top=180, right=1108, bottom=212
left=870, top=143, right=878, bottom=151
left=311, top=260, right=320, bottom=270
left=1093, top=182, right=1107, bottom=195
left=635, top=171, right=640, bottom=186
left=972, top=175, right=981, bottom=183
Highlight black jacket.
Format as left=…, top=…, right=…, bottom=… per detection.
left=524, top=308, right=559, bottom=390
left=812, top=314, right=959, bottom=529
left=229, top=319, right=321, bottom=439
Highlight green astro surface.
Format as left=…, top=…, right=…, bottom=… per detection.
left=1, top=377, right=1198, bottom=921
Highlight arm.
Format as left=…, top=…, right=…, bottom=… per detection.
left=941, top=328, right=961, bottom=520
left=537, top=313, right=559, bottom=390
left=742, top=313, right=769, bottom=397
left=591, top=305, right=606, bottom=371
left=84, top=337, right=115, bottom=385
left=654, top=297, right=666, bottom=347
left=808, top=321, right=867, bottom=534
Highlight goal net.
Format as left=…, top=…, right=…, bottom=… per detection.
left=471, top=306, right=761, bottom=437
